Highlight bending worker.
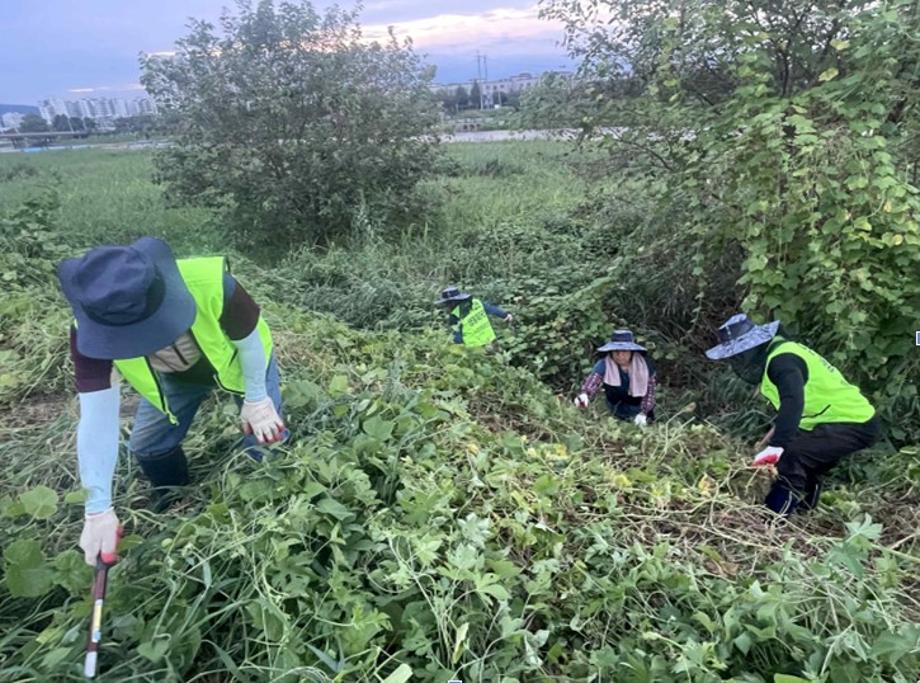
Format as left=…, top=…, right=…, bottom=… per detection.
left=434, top=286, right=512, bottom=347
left=58, top=237, right=286, bottom=566
left=706, top=313, right=879, bottom=515
left=574, top=329, right=657, bottom=426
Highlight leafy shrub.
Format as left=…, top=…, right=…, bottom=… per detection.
left=141, top=0, right=442, bottom=250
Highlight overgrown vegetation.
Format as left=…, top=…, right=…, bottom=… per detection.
left=1, top=140, right=918, bottom=682
left=534, top=0, right=920, bottom=440
left=2, top=0, right=920, bottom=678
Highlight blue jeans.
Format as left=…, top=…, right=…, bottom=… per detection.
left=129, top=356, right=286, bottom=462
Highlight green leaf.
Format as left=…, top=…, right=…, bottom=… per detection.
left=64, top=489, right=87, bottom=505
left=362, top=415, right=394, bottom=441
left=381, top=663, right=413, bottom=683
left=328, top=374, right=349, bottom=397
left=53, top=549, right=92, bottom=594
left=870, top=627, right=920, bottom=665
left=452, top=622, right=469, bottom=664
left=774, top=676, right=811, bottom=683
left=19, top=485, right=58, bottom=519
left=533, top=474, right=559, bottom=497
left=4, top=539, right=54, bottom=597
left=137, top=638, right=169, bottom=663
left=316, top=497, right=353, bottom=521
left=818, top=68, right=838, bottom=82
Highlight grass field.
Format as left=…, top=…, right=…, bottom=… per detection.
left=1, top=143, right=918, bottom=682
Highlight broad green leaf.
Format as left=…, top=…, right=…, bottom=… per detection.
left=774, top=676, right=811, bottom=683
left=818, top=68, right=838, bottom=82
left=53, top=549, right=92, bottom=594
left=328, top=374, right=349, bottom=397
left=20, top=485, right=58, bottom=519
left=316, top=497, right=353, bottom=521
left=4, top=539, right=54, bottom=598
left=362, top=415, right=394, bottom=441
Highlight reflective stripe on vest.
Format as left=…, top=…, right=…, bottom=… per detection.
left=114, top=257, right=273, bottom=424
left=452, top=298, right=496, bottom=348
left=760, top=339, right=875, bottom=430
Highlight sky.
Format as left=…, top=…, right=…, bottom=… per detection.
left=0, top=0, right=573, bottom=105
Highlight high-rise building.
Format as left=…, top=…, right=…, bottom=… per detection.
left=37, top=95, right=159, bottom=124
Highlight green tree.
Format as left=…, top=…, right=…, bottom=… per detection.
left=82, top=118, right=96, bottom=132
left=470, top=81, right=482, bottom=109
left=543, top=0, right=920, bottom=436
left=18, top=114, right=49, bottom=133
left=51, top=115, right=70, bottom=132
left=141, top=0, right=441, bottom=249
left=454, top=86, right=469, bottom=110
left=69, top=117, right=85, bottom=131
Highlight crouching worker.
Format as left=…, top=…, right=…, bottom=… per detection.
left=57, top=237, right=287, bottom=566
left=434, top=286, right=512, bottom=347
left=705, top=314, right=879, bottom=516
left=574, top=329, right=657, bottom=426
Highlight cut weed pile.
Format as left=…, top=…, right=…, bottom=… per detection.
left=1, top=275, right=918, bottom=681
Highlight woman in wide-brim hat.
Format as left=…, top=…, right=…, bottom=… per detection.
left=434, top=285, right=513, bottom=348
left=705, top=313, right=878, bottom=516
left=573, top=329, right=657, bottom=426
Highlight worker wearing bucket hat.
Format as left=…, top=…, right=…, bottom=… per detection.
left=706, top=313, right=879, bottom=516
left=58, top=237, right=288, bottom=566
left=573, top=329, right=658, bottom=426
left=434, top=286, right=512, bottom=347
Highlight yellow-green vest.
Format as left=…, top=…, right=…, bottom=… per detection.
left=452, top=298, right=496, bottom=348
left=760, top=339, right=874, bottom=430
left=114, top=257, right=272, bottom=424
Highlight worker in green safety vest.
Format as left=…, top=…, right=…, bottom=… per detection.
left=434, top=286, right=513, bottom=347
left=705, top=313, right=879, bottom=516
left=57, top=237, right=287, bottom=566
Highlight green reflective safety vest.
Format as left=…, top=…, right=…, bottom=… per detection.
left=452, top=298, right=497, bottom=348
left=760, top=338, right=874, bottom=430
left=113, top=257, right=273, bottom=424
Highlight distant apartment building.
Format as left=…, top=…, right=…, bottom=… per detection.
left=38, top=96, right=158, bottom=124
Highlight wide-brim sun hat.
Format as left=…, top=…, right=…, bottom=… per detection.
left=597, top=329, right=646, bottom=353
left=433, top=285, right=472, bottom=305
left=58, top=237, right=197, bottom=360
left=705, top=313, right=780, bottom=360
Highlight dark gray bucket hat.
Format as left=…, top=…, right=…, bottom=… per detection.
left=58, top=237, right=196, bottom=360
left=597, top=329, right=646, bottom=353
left=705, top=313, right=780, bottom=360
left=434, top=285, right=472, bottom=305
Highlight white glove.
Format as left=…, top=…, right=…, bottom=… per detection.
left=504, top=314, right=514, bottom=324
left=633, top=413, right=648, bottom=427
left=240, top=397, right=285, bottom=443
left=573, top=393, right=589, bottom=409
left=752, top=445, right=784, bottom=467
left=80, top=508, right=121, bottom=566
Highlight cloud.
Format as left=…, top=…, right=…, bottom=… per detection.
left=66, top=83, right=146, bottom=95
left=363, top=4, right=565, bottom=54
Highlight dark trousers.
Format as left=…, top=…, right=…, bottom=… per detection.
left=776, top=416, right=880, bottom=499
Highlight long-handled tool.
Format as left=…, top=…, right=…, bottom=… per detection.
left=83, top=556, right=112, bottom=679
